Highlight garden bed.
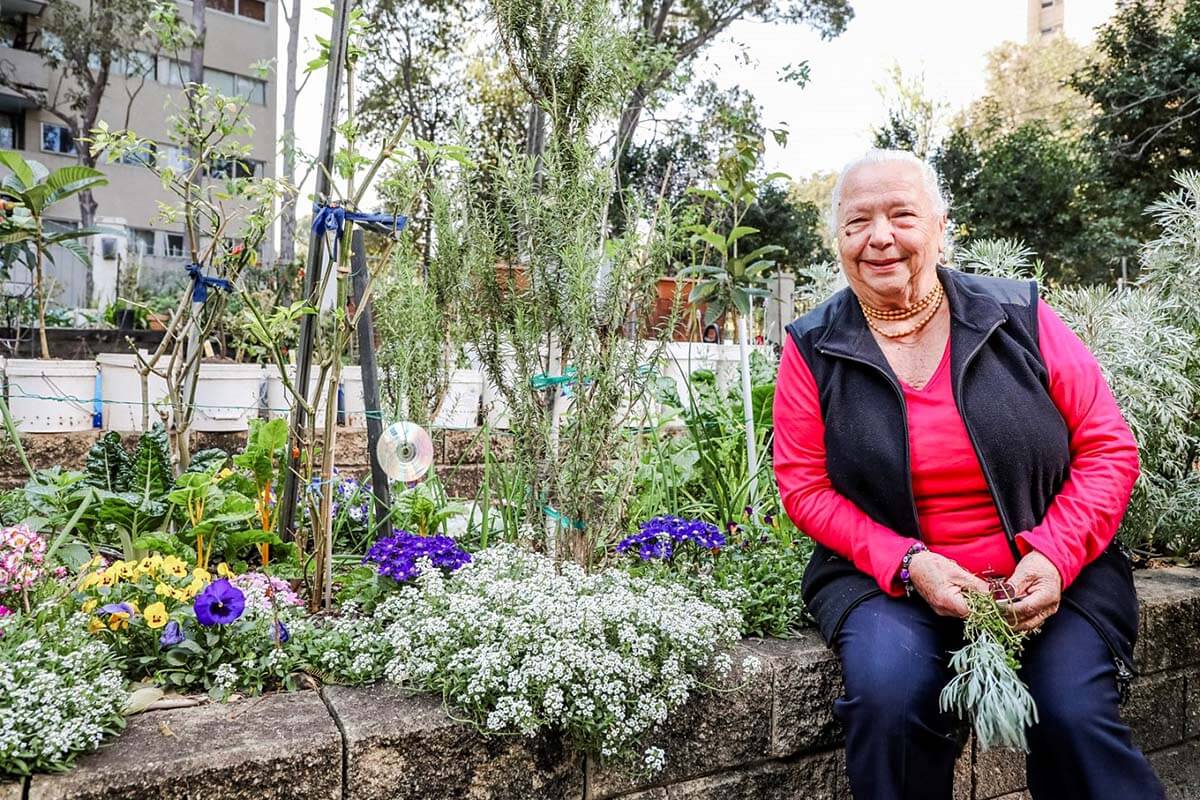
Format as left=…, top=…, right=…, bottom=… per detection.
left=4, top=567, right=1198, bottom=800
left=0, top=329, right=167, bottom=361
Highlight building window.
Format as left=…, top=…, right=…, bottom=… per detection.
left=1040, top=25, right=1061, bottom=35
left=131, top=229, right=157, bottom=257
left=157, top=57, right=187, bottom=88
left=0, top=112, right=21, bottom=149
left=164, top=233, right=186, bottom=259
left=159, top=145, right=191, bottom=173
left=204, top=0, right=267, bottom=21
left=117, top=141, right=157, bottom=168
left=41, top=123, right=76, bottom=155
left=1041, top=0, right=1054, bottom=6
left=235, top=74, right=267, bottom=105
left=117, top=51, right=157, bottom=80
left=204, top=67, right=238, bottom=98
left=209, top=157, right=264, bottom=180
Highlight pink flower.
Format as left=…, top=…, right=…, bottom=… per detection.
left=0, top=604, right=9, bottom=616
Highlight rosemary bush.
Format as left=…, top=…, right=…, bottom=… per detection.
left=939, top=590, right=1037, bottom=752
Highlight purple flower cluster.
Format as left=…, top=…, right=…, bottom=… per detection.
left=364, top=529, right=471, bottom=583
left=616, top=515, right=726, bottom=561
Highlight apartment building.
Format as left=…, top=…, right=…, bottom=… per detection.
left=1027, top=0, right=1066, bottom=42
left=0, top=0, right=277, bottom=309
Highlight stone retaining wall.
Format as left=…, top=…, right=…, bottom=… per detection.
left=3, top=568, right=1198, bottom=800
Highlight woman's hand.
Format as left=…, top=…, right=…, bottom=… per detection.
left=907, top=550, right=991, bottom=618
left=1002, top=551, right=1063, bottom=632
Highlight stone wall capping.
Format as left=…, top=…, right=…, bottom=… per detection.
left=4, top=569, right=1198, bottom=797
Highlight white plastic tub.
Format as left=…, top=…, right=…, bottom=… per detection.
left=96, top=353, right=170, bottom=431
left=264, top=365, right=337, bottom=422
left=192, top=362, right=263, bottom=432
left=4, top=359, right=98, bottom=433
left=433, top=368, right=483, bottom=429
left=341, top=365, right=366, bottom=427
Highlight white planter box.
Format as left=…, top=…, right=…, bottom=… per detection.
left=96, top=353, right=170, bottom=432
left=264, top=366, right=333, bottom=422
left=192, top=363, right=263, bottom=432
left=5, top=359, right=98, bottom=433
left=341, top=365, right=367, bottom=428
left=433, top=368, right=483, bottom=429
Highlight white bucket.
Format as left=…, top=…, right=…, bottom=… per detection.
left=433, top=368, right=483, bottom=429
left=96, top=352, right=170, bottom=432
left=662, top=342, right=713, bottom=408
left=341, top=365, right=367, bottom=428
left=192, top=362, right=263, bottom=432
left=264, top=366, right=332, bottom=422
left=4, top=359, right=98, bottom=433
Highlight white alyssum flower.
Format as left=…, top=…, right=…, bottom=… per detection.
left=378, top=544, right=746, bottom=771
left=0, top=611, right=126, bottom=775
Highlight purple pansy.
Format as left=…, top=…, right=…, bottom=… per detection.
left=159, top=620, right=184, bottom=647
left=273, top=620, right=289, bottom=644
left=194, top=579, right=246, bottom=626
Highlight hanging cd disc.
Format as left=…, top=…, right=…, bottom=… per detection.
left=376, top=421, right=434, bottom=483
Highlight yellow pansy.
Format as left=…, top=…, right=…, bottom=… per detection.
left=115, top=561, right=136, bottom=580
left=87, top=617, right=105, bottom=634
left=81, top=599, right=97, bottom=613
left=155, top=582, right=173, bottom=597
left=97, top=570, right=117, bottom=588
left=143, top=602, right=169, bottom=629
left=79, top=572, right=100, bottom=591
left=107, top=612, right=130, bottom=631
left=163, top=557, right=188, bottom=577
left=216, top=562, right=234, bottom=579
left=192, top=567, right=211, bottom=583
left=136, top=557, right=157, bottom=576
left=185, top=577, right=206, bottom=597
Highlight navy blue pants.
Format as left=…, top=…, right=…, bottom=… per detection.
left=834, top=594, right=1164, bottom=800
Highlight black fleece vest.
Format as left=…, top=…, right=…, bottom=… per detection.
left=784, top=266, right=1139, bottom=670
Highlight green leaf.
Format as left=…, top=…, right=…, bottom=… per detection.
left=732, top=287, right=751, bottom=317
left=45, top=165, right=108, bottom=205
left=117, top=424, right=172, bottom=511
left=84, top=432, right=130, bottom=492
left=0, top=150, right=35, bottom=190
left=187, top=449, right=229, bottom=475
left=726, top=226, right=759, bottom=247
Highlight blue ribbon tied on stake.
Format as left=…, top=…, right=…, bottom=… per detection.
left=311, top=202, right=409, bottom=260
left=185, top=263, right=234, bottom=303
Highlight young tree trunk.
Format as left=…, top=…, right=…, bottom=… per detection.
left=189, top=0, right=207, bottom=88
left=280, top=0, right=301, bottom=267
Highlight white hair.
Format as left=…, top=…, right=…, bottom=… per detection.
left=828, top=149, right=949, bottom=235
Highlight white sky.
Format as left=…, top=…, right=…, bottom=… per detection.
left=285, top=0, right=1119, bottom=198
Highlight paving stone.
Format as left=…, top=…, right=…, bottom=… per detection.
left=1124, top=671, right=1189, bottom=752
left=27, top=692, right=340, bottom=800
left=1149, top=738, right=1200, bottom=800
left=0, top=779, right=24, bottom=800
left=1134, top=569, right=1200, bottom=674
left=973, top=746, right=1026, bottom=799
left=659, top=750, right=846, bottom=800
left=987, top=793, right=1032, bottom=800
left=743, top=633, right=844, bottom=757
left=324, top=683, right=583, bottom=800
left=591, top=644, right=772, bottom=799
left=953, top=740, right=973, bottom=800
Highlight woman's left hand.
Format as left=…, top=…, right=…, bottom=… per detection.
left=1003, top=551, right=1063, bottom=632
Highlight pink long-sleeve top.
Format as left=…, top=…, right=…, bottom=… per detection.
left=773, top=299, right=1140, bottom=596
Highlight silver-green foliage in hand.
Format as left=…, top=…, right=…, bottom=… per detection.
left=939, top=590, right=1037, bottom=752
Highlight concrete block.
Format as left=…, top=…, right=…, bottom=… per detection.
left=27, top=692, right=341, bottom=800
left=591, top=645, right=772, bottom=799
left=0, top=779, right=24, bottom=800
left=1124, top=671, right=1188, bottom=752
left=973, top=746, right=1026, bottom=800
left=1149, top=738, right=1200, bottom=800
left=1134, top=569, right=1200, bottom=674
left=661, top=750, right=846, bottom=800
left=323, top=684, right=583, bottom=800
left=743, top=632, right=844, bottom=757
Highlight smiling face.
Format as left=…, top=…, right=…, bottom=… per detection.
left=835, top=160, right=947, bottom=309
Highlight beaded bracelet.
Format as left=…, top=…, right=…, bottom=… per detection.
left=899, top=541, right=928, bottom=596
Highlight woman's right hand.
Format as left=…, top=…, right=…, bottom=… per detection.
left=906, top=550, right=990, bottom=618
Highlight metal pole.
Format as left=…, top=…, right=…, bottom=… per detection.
left=349, top=229, right=391, bottom=534
left=278, top=0, right=354, bottom=543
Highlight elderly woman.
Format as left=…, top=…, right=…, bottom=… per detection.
left=772, top=150, right=1163, bottom=799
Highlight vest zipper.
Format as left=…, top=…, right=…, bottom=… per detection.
left=953, top=319, right=1023, bottom=563
left=815, top=346, right=922, bottom=538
